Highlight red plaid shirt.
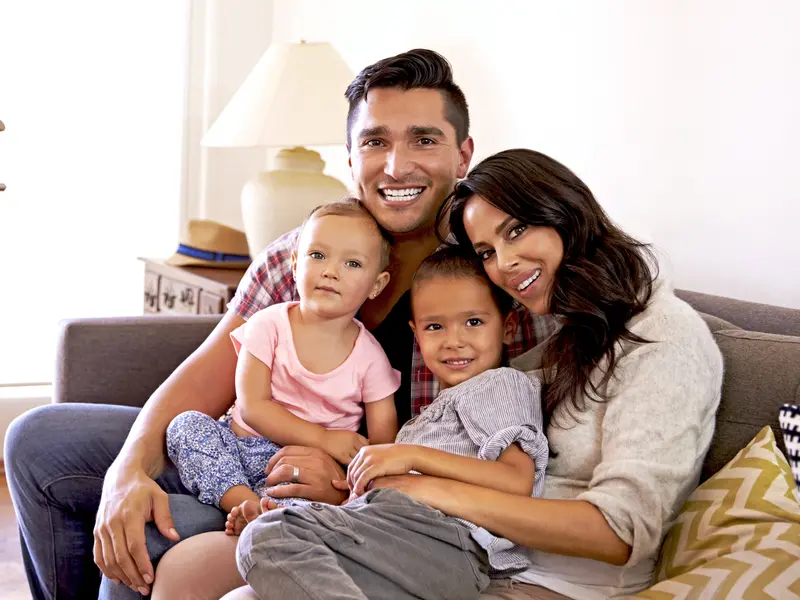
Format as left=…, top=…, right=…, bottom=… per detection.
left=230, top=228, right=558, bottom=417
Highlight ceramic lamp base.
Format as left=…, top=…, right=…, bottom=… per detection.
left=241, top=147, right=348, bottom=257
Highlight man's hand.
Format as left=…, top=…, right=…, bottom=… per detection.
left=347, top=444, right=419, bottom=496
left=264, top=446, right=349, bottom=505
left=320, top=430, right=368, bottom=465
left=93, top=465, right=179, bottom=595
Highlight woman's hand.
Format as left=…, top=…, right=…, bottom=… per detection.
left=347, top=445, right=420, bottom=496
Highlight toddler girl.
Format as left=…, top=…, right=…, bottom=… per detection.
left=166, top=199, right=401, bottom=535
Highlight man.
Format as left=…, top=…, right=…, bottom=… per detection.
left=6, top=49, right=552, bottom=599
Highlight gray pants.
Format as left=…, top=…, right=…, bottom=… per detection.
left=237, top=488, right=490, bottom=600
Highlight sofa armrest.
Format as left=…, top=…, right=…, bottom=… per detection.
left=54, top=315, right=222, bottom=407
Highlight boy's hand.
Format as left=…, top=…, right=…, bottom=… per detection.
left=321, top=430, right=368, bottom=465
left=347, top=444, right=419, bottom=496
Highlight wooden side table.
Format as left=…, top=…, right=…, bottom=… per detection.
left=139, top=258, right=248, bottom=315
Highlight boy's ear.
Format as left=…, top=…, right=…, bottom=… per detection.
left=368, top=271, right=391, bottom=300
left=502, top=310, right=518, bottom=345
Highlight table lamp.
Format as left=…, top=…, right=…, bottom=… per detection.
left=201, top=41, right=354, bottom=257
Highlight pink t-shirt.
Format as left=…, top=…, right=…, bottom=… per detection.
left=229, top=302, right=401, bottom=435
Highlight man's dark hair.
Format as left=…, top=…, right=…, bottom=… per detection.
left=344, top=49, right=470, bottom=147
left=411, top=246, right=512, bottom=317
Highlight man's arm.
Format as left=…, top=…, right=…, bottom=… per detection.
left=121, top=310, right=244, bottom=475
left=94, top=310, right=243, bottom=594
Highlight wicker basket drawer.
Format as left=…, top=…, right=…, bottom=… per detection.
left=140, top=258, right=246, bottom=315
left=199, top=290, right=225, bottom=314
left=143, top=271, right=160, bottom=314
left=158, top=276, right=200, bottom=315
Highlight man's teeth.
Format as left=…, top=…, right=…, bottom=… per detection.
left=518, top=270, right=542, bottom=291
left=382, top=187, right=423, bottom=201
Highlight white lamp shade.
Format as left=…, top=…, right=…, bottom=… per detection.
left=202, top=42, right=354, bottom=148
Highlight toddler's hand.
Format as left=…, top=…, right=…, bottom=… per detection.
left=322, top=430, right=368, bottom=465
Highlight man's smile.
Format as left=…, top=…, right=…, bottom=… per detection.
left=378, top=186, right=426, bottom=204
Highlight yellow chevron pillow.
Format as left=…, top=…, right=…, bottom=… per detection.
left=633, top=426, right=800, bottom=600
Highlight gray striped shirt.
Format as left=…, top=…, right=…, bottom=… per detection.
left=395, top=367, right=548, bottom=575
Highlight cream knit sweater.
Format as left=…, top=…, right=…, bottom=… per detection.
left=511, top=279, right=723, bottom=599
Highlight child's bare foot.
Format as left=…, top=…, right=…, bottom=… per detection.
left=259, top=497, right=280, bottom=513
left=225, top=497, right=282, bottom=536
left=225, top=499, right=261, bottom=536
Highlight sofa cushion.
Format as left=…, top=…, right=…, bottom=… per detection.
left=697, top=312, right=740, bottom=333
left=632, top=426, right=800, bottom=599
left=701, top=329, right=800, bottom=482
left=677, top=289, right=800, bottom=337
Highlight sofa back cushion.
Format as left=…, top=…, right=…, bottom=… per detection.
left=678, top=289, right=800, bottom=337
left=700, top=328, right=800, bottom=482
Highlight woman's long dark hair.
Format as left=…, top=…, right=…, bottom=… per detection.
left=439, top=149, right=657, bottom=426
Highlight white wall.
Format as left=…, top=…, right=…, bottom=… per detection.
left=0, top=0, right=193, bottom=453
left=0, top=1, right=189, bottom=385
left=183, top=0, right=274, bottom=229
left=666, top=1, right=800, bottom=308
left=262, top=0, right=799, bottom=308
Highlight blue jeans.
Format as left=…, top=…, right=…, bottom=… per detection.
left=4, top=403, right=227, bottom=600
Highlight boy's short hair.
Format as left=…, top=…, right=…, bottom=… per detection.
left=300, top=198, right=393, bottom=271
left=411, top=246, right=513, bottom=316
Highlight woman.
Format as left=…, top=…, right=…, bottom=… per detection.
left=154, top=149, right=723, bottom=600
left=430, top=148, right=723, bottom=599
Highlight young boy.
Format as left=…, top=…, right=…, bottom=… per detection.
left=234, top=247, right=549, bottom=600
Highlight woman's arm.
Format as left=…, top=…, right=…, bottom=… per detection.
left=363, top=396, right=398, bottom=444
left=372, top=474, right=631, bottom=566
left=370, top=322, right=722, bottom=568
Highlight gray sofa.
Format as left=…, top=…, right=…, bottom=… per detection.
left=53, top=289, right=800, bottom=483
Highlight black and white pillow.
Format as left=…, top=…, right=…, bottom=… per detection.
left=779, top=404, right=800, bottom=491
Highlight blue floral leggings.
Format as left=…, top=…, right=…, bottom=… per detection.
left=166, top=410, right=284, bottom=508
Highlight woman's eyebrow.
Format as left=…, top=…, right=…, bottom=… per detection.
left=495, top=216, right=515, bottom=235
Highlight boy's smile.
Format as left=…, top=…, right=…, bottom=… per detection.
left=410, top=276, right=516, bottom=389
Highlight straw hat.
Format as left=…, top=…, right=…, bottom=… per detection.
left=167, top=219, right=251, bottom=269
